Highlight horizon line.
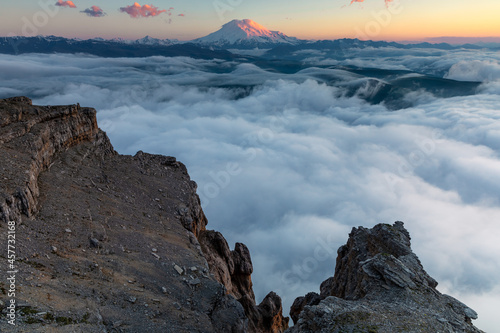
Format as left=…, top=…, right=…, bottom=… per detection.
left=2, top=34, right=500, bottom=45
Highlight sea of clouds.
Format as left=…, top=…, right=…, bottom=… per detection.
left=1, top=48, right=499, bottom=331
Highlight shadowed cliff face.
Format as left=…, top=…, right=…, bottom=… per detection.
left=0, top=97, right=287, bottom=332
left=287, top=222, right=483, bottom=333
left=199, top=230, right=289, bottom=333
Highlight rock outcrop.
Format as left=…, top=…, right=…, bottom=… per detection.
left=287, top=222, right=484, bottom=333
left=0, top=96, right=107, bottom=223
left=199, top=230, right=289, bottom=333
left=0, top=97, right=286, bottom=332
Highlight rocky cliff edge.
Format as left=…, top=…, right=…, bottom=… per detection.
left=0, top=97, right=288, bottom=332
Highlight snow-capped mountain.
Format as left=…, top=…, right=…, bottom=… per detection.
left=3, top=35, right=177, bottom=46
left=192, top=19, right=302, bottom=48
left=1, top=20, right=490, bottom=59
left=106, top=36, right=177, bottom=46
left=131, top=36, right=177, bottom=46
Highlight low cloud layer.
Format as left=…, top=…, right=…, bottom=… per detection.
left=55, top=0, right=76, bottom=8
left=120, top=2, right=170, bottom=18
left=1, top=48, right=499, bottom=332
left=446, top=60, right=500, bottom=82
left=81, top=6, right=106, bottom=18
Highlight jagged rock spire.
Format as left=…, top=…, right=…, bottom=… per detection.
left=287, top=222, right=483, bottom=333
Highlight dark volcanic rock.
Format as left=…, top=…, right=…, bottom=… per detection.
left=247, top=291, right=289, bottom=333
left=200, top=230, right=289, bottom=332
left=0, top=97, right=283, bottom=332
left=321, top=221, right=438, bottom=300
left=287, top=222, right=484, bottom=333
left=289, top=292, right=323, bottom=325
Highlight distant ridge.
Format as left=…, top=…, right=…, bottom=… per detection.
left=423, top=36, right=500, bottom=45
left=0, top=35, right=235, bottom=59
left=0, top=19, right=494, bottom=58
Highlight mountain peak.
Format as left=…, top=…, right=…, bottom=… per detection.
left=192, top=18, right=300, bottom=47
left=223, top=19, right=277, bottom=38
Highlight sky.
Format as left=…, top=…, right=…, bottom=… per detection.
left=1, top=45, right=500, bottom=331
left=1, top=0, right=500, bottom=41
left=1, top=2, right=500, bottom=332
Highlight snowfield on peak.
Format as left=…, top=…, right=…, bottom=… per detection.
left=192, top=19, right=301, bottom=47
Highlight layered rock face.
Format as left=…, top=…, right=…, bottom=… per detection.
left=0, top=97, right=286, bottom=332
left=199, top=230, right=289, bottom=333
left=0, top=96, right=105, bottom=223
left=287, top=222, right=483, bottom=333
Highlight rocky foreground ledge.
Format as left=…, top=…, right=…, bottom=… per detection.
left=0, top=97, right=484, bottom=333
left=286, top=222, right=484, bottom=333
left=0, top=97, right=287, bottom=332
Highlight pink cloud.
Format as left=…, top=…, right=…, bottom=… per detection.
left=120, top=2, right=169, bottom=18
left=178, top=14, right=185, bottom=17
left=55, top=0, right=77, bottom=8
left=81, top=6, right=106, bottom=17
